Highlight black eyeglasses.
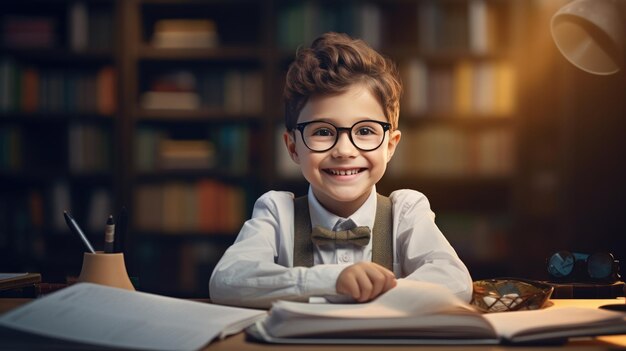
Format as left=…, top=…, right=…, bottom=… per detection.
left=547, top=251, right=621, bottom=283
left=292, top=119, right=391, bottom=152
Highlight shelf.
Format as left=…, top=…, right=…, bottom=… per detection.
left=0, top=112, right=115, bottom=123
left=0, top=48, right=114, bottom=62
left=400, top=115, right=515, bottom=128
left=381, top=47, right=515, bottom=62
left=0, top=171, right=113, bottom=183
left=134, top=170, right=254, bottom=182
left=137, top=45, right=267, bottom=61
left=135, top=109, right=264, bottom=122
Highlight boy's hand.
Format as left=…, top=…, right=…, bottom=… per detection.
left=336, top=262, right=397, bottom=302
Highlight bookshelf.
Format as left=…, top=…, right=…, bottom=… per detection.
left=2, top=0, right=559, bottom=297
left=0, top=0, right=118, bottom=281
left=117, top=0, right=272, bottom=296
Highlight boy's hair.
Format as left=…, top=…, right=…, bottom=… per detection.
left=284, top=32, right=402, bottom=131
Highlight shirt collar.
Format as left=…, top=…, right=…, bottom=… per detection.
left=307, top=186, right=377, bottom=231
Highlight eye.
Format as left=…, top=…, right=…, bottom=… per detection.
left=355, top=126, right=377, bottom=136
left=311, top=127, right=335, bottom=137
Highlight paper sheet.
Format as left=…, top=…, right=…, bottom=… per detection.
left=0, top=282, right=266, bottom=351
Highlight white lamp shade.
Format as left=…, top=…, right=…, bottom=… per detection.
left=551, top=0, right=625, bottom=75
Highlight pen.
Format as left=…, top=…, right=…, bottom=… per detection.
left=64, top=211, right=96, bottom=254
left=104, top=215, right=115, bottom=254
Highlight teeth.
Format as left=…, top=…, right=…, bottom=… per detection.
left=329, top=169, right=360, bottom=176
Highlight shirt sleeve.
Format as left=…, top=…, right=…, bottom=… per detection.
left=391, top=190, right=474, bottom=302
left=208, top=191, right=347, bottom=308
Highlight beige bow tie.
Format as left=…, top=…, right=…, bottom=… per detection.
left=311, top=225, right=371, bottom=247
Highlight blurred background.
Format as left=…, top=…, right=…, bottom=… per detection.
left=1, top=0, right=624, bottom=298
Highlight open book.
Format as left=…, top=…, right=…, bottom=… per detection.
left=247, top=280, right=626, bottom=345
left=0, top=282, right=266, bottom=351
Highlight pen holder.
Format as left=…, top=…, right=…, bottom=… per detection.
left=77, top=252, right=135, bottom=291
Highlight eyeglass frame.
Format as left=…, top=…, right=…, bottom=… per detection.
left=291, top=119, right=392, bottom=153
left=546, top=251, right=621, bottom=283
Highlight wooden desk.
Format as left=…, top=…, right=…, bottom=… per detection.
left=1, top=298, right=625, bottom=350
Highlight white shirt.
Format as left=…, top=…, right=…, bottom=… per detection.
left=209, top=187, right=473, bottom=308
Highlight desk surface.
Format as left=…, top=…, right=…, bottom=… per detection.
left=1, top=298, right=625, bottom=350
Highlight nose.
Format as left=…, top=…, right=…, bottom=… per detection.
left=331, top=130, right=358, bottom=157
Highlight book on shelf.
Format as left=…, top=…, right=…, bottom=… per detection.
left=158, top=138, right=216, bottom=170
left=151, top=19, right=218, bottom=49
left=134, top=180, right=246, bottom=234
left=140, top=91, right=201, bottom=111
left=401, top=60, right=516, bottom=117
left=1, top=15, right=57, bottom=49
left=68, top=2, right=113, bottom=51
left=0, top=282, right=266, bottom=351
left=390, top=126, right=514, bottom=177
left=0, top=60, right=117, bottom=114
left=68, top=124, right=112, bottom=173
left=276, top=2, right=381, bottom=50
left=247, top=279, right=626, bottom=345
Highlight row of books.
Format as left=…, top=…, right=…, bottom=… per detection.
left=151, top=19, right=218, bottom=49
left=2, top=2, right=113, bottom=51
left=0, top=59, right=116, bottom=115
left=418, top=0, right=509, bottom=53
left=276, top=0, right=506, bottom=53
left=401, top=59, right=516, bottom=116
left=140, top=69, right=262, bottom=114
left=0, top=125, right=112, bottom=173
left=0, top=181, right=113, bottom=236
left=68, top=124, right=112, bottom=173
left=135, top=125, right=250, bottom=174
left=134, top=180, right=247, bottom=234
left=387, top=126, right=514, bottom=177
left=277, top=1, right=381, bottom=50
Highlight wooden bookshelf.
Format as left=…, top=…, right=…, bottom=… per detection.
left=6, top=0, right=621, bottom=297
left=0, top=0, right=119, bottom=282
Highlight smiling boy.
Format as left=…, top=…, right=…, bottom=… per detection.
left=209, top=32, right=472, bottom=308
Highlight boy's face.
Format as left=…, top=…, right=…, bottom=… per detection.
left=284, top=83, right=401, bottom=217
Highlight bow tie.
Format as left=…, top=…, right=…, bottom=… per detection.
left=311, top=225, right=371, bottom=247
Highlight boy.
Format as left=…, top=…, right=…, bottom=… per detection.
left=209, top=32, right=472, bottom=308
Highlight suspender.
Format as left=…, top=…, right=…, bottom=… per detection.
left=292, top=194, right=393, bottom=271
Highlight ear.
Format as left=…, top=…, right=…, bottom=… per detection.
left=283, top=130, right=300, bottom=164
left=386, top=129, right=401, bottom=162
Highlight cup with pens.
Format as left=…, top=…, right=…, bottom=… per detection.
left=64, top=209, right=135, bottom=291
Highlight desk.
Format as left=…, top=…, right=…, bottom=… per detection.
left=1, top=298, right=625, bottom=350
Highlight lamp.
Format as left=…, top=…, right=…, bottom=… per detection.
left=551, top=0, right=626, bottom=75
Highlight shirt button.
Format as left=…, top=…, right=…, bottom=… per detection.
left=341, top=254, right=350, bottom=262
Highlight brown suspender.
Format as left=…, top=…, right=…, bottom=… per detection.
left=292, top=194, right=393, bottom=271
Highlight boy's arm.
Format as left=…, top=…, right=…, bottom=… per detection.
left=209, top=191, right=347, bottom=308
left=391, top=190, right=474, bottom=302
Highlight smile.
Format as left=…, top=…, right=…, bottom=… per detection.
left=324, top=168, right=365, bottom=176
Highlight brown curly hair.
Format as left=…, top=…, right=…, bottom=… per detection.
left=283, top=32, right=402, bottom=131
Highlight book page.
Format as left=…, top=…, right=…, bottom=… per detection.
left=263, top=280, right=496, bottom=340
left=272, top=279, right=476, bottom=318
left=0, top=283, right=266, bottom=351
left=485, top=306, right=626, bottom=342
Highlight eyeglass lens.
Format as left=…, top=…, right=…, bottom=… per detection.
left=301, top=120, right=387, bottom=152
